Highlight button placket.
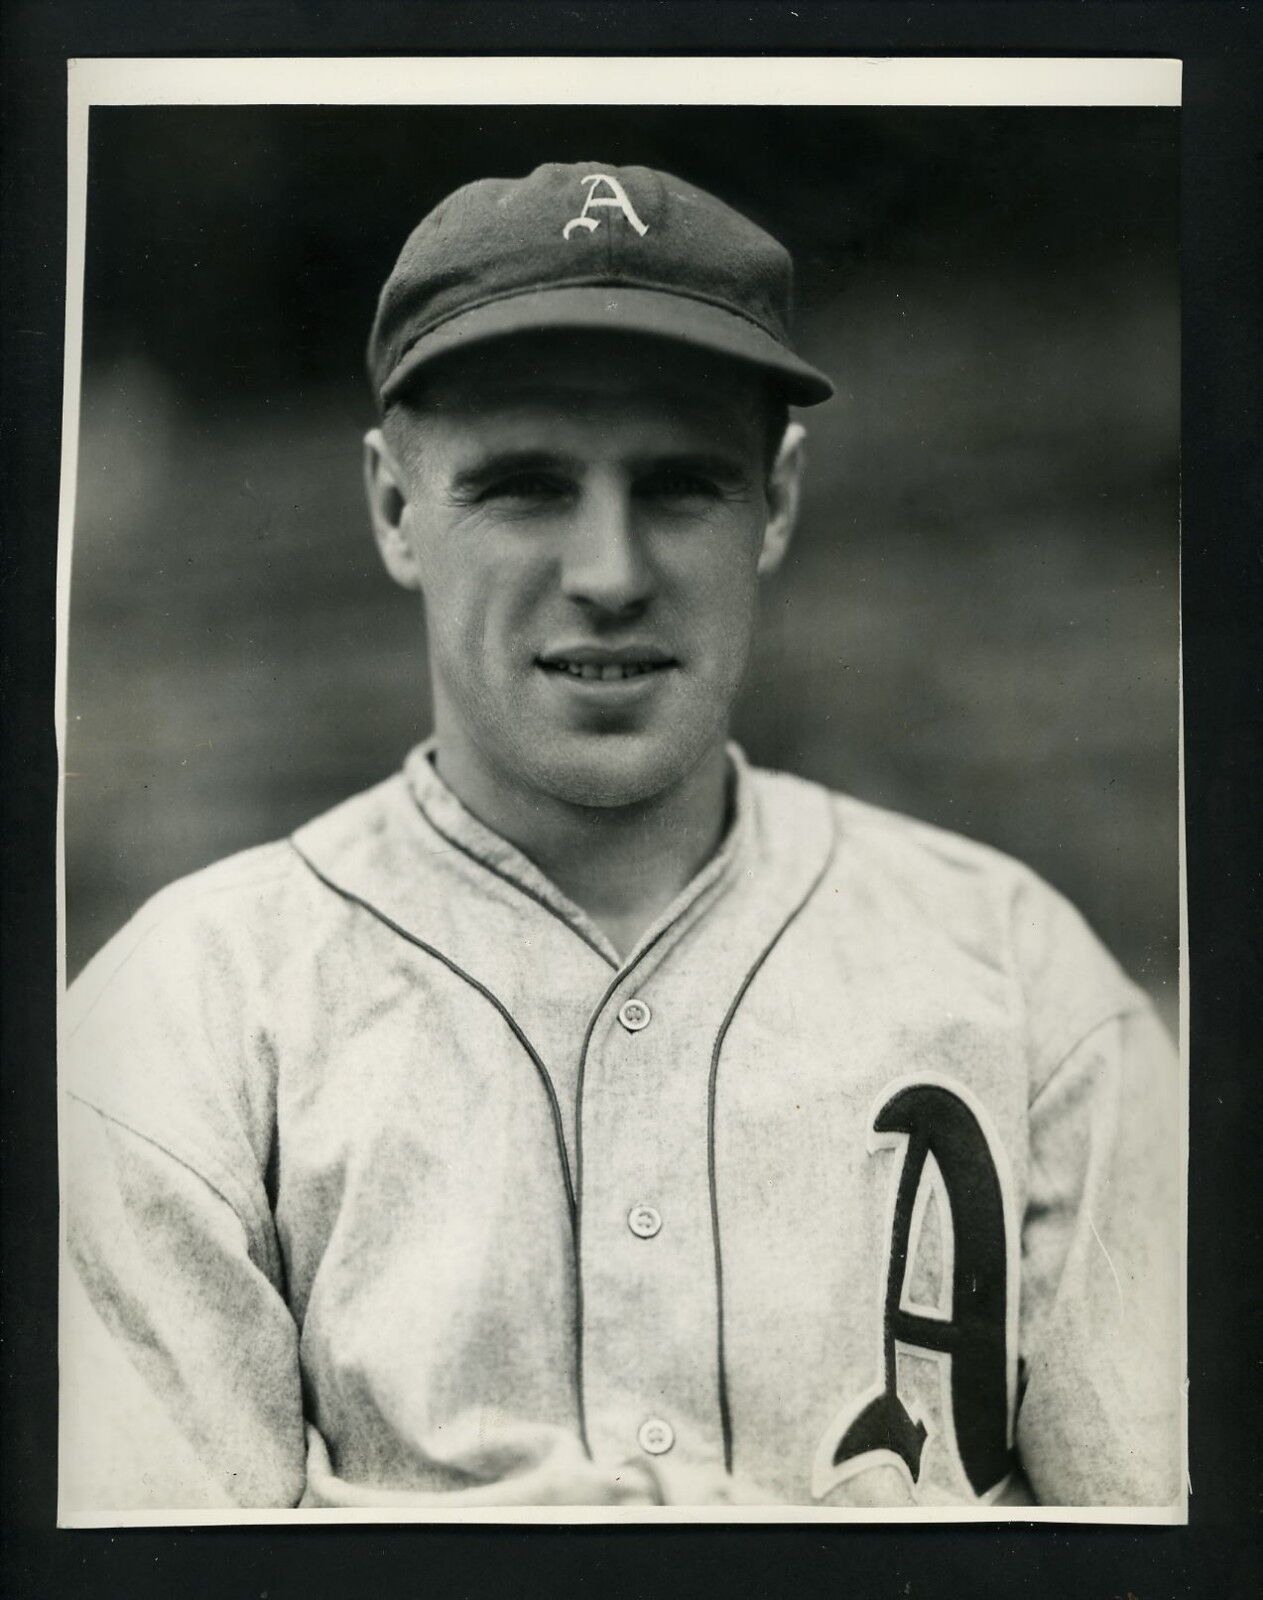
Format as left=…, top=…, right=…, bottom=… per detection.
left=567, top=764, right=836, bottom=1483
left=577, top=926, right=732, bottom=1466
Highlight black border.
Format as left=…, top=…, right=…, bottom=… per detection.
left=3, top=5, right=1260, bottom=1598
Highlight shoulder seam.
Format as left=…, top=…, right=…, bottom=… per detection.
left=64, top=1088, right=275, bottom=1264
left=1027, top=998, right=1154, bottom=1113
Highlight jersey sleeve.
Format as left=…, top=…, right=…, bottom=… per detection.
left=1010, top=875, right=1184, bottom=1508
left=59, top=875, right=307, bottom=1515
left=60, top=1101, right=306, bottom=1513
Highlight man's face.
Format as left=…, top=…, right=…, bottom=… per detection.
left=366, top=334, right=801, bottom=809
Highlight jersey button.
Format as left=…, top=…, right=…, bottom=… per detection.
left=627, top=1203, right=662, bottom=1239
left=637, top=1417, right=675, bottom=1456
left=617, top=998, right=652, bottom=1033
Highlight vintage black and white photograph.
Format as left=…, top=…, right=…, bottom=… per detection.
left=56, top=58, right=1185, bottom=1523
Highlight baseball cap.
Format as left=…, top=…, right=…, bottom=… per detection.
left=368, top=161, right=834, bottom=411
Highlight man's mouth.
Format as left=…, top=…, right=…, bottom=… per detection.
left=536, top=646, right=677, bottom=683
left=539, top=659, right=672, bottom=682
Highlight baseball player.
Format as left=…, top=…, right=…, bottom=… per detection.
left=60, top=162, right=1183, bottom=1512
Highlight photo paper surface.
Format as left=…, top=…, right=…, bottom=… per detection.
left=56, top=56, right=1185, bottom=1526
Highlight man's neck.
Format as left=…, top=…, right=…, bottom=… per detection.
left=431, top=735, right=733, bottom=958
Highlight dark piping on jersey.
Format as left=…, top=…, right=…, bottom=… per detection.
left=707, top=813, right=839, bottom=1473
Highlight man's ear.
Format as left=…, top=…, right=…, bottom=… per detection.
left=364, top=426, right=423, bottom=592
left=757, top=420, right=806, bottom=577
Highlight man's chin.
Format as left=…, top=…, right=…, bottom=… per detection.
left=521, top=729, right=707, bottom=811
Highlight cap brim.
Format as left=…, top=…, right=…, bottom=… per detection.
left=379, top=284, right=834, bottom=409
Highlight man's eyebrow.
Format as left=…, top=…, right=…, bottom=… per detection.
left=447, top=450, right=570, bottom=495
left=635, top=450, right=754, bottom=484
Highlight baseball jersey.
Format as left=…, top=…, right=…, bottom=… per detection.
left=59, top=743, right=1183, bottom=1512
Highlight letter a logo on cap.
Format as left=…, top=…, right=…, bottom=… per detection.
left=562, top=174, right=649, bottom=240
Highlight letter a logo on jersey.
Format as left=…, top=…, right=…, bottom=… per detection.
left=813, top=1074, right=1019, bottom=1503
left=562, top=174, right=650, bottom=240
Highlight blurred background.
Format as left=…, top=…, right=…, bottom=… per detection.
left=65, top=106, right=1179, bottom=1023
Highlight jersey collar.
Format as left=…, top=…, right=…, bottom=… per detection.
left=400, top=737, right=753, bottom=969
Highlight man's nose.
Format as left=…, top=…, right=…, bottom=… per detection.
left=559, top=485, right=653, bottom=614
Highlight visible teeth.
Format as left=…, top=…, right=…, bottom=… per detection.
left=544, top=659, right=665, bottom=680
